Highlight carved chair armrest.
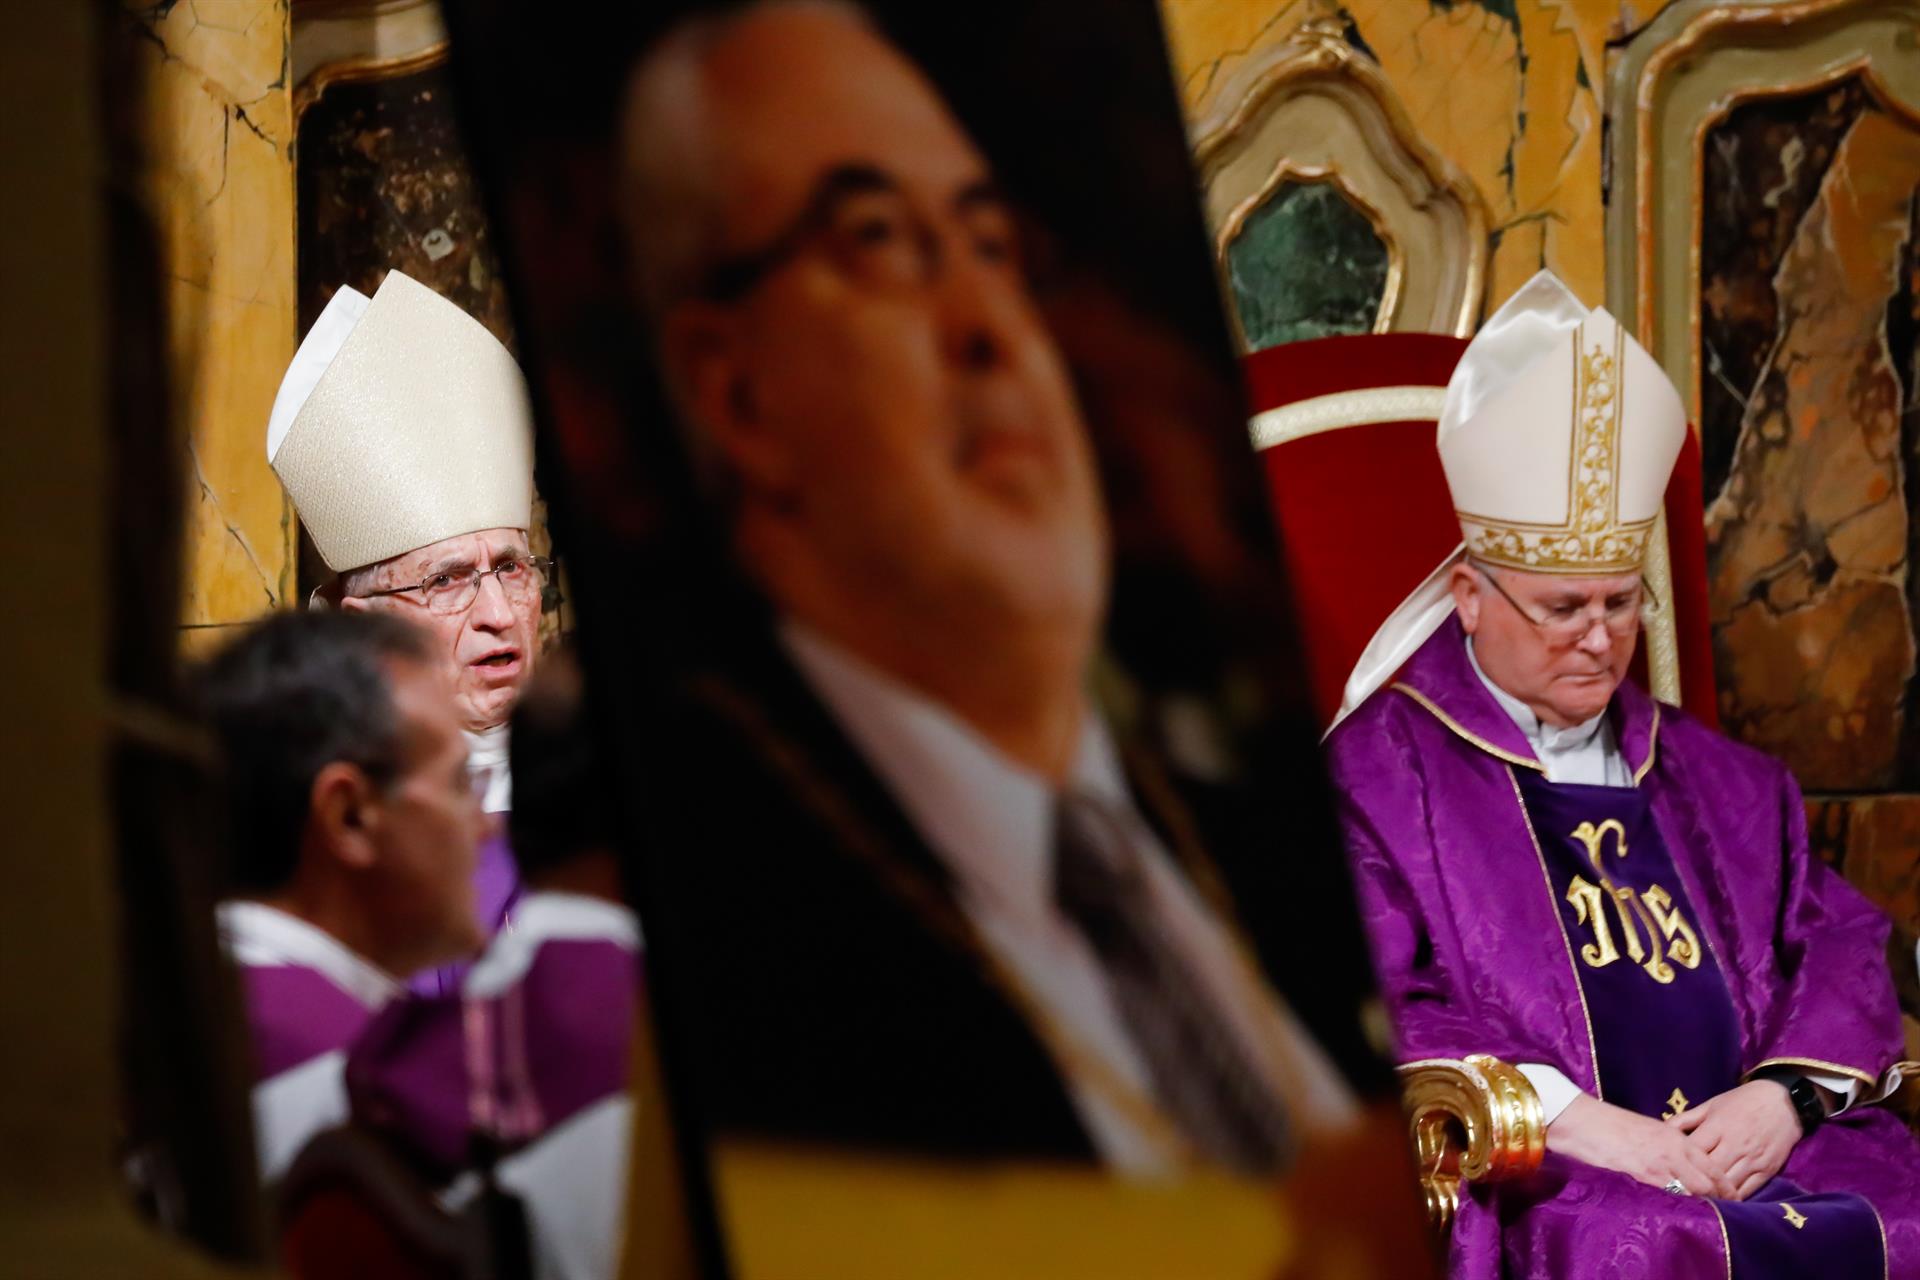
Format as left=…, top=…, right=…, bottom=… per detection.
left=1397, top=1055, right=1547, bottom=1234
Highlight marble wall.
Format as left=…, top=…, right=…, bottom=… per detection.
left=1698, top=79, right=1920, bottom=973
left=1164, top=0, right=1677, bottom=314
left=1225, top=178, right=1389, bottom=349
left=297, top=60, right=512, bottom=343
left=125, top=0, right=298, bottom=654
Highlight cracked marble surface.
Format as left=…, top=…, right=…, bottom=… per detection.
left=1163, top=0, right=1675, bottom=311
left=1704, top=96, right=1920, bottom=792
left=128, top=0, right=295, bottom=628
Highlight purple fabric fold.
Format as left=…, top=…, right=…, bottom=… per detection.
left=347, top=931, right=637, bottom=1181
left=240, top=962, right=383, bottom=1081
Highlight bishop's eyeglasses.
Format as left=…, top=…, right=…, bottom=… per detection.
left=350, top=555, right=554, bottom=616
left=1472, top=559, right=1656, bottom=645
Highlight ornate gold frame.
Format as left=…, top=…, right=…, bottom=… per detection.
left=291, top=0, right=450, bottom=119
left=1193, top=17, right=1489, bottom=347
left=293, top=40, right=449, bottom=120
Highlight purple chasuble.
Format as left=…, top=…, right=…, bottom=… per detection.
left=409, top=827, right=522, bottom=997
left=1325, top=616, right=1920, bottom=1280
left=242, top=963, right=384, bottom=1082
left=347, top=895, right=638, bottom=1182
left=1516, top=773, right=1884, bottom=1278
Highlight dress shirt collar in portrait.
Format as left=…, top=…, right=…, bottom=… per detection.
left=217, top=899, right=401, bottom=1010
left=464, top=723, right=513, bottom=814
left=1465, top=635, right=1628, bottom=787
left=780, top=620, right=1130, bottom=934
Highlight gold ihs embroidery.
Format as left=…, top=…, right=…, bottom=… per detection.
left=1563, top=819, right=1702, bottom=985
left=1782, top=1203, right=1807, bottom=1230
left=1660, top=1088, right=1688, bottom=1121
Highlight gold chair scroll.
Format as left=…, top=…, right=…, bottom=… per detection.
left=1398, top=1055, right=1546, bottom=1234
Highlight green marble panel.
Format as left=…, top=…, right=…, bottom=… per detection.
left=1225, top=179, right=1389, bottom=351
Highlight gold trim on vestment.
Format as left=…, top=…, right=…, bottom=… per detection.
left=1706, top=1201, right=1733, bottom=1280
left=1743, top=1056, right=1880, bottom=1087
left=1871, top=1199, right=1890, bottom=1280
left=1246, top=386, right=1449, bottom=451
left=1390, top=682, right=1543, bottom=772
left=1641, top=510, right=1683, bottom=705
left=1506, top=767, right=1604, bottom=1101
left=1633, top=704, right=1661, bottom=785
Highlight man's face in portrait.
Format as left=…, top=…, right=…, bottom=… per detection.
left=648, top=5, right=1109, bottom=638
left=342, top=527, right=542, bottom=732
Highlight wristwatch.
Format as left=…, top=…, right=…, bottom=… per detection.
left=1756, top=1068, right=1826, bottom=1135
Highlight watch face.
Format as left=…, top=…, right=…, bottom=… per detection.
left=1787, top=1078, right=1823, bottom=1131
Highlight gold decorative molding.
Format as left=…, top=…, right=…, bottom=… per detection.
left=293, top=40, right=449, bottom=119
left=1192, top=18, right=1489, bottom=346
left=1398, top=1055, right=1546, bottom=1235
left=291, top=0, right=447, bottom=117
left=1606, top=0, right=1920, bottom=425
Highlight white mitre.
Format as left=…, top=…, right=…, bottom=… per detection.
left=266, top=271, right=535, bottom=573
left=1331, top=271, right=1687, bottom=730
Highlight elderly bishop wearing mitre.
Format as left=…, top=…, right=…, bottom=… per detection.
left=266, top=270, right=547, bottom=993
left=1325, top=272, right=1920, bottom=1279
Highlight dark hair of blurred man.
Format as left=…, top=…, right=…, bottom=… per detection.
left=199, top=609, right=486, bottom=1182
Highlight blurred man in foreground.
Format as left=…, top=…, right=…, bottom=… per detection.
left=199, top=610, right=486, bottom=1182
left=1326, top=272, right=1920, bottom=1277
left=267, top=269, right=548, bottom=992
left=615, top=0, right=1357, bottom=1175
left=346, top=651, right=639, bottom=1280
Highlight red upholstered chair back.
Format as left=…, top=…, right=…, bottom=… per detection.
left=1241, top=333, right=1719, bottom=732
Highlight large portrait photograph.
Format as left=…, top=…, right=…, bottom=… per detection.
left=442, top=0, right=1434, bottom=1272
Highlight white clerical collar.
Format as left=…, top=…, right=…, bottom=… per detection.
left=1465, top=635, right=1609, bottom=751
left=1465, top=635, right=1630, bottom=787
left=217, top=899, right=400, bottom=1009
left=780, top=621, right=1129, bottom=931
left=464, top=723, right=512, bottom=814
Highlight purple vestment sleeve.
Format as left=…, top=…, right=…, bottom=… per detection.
left=1747, top=763, right=1899, bottom=1082
left=1330, top=703, right=1542, bottom=1070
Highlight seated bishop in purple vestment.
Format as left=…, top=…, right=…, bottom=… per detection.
left=1324, top=274, right=1920, bottom=1280
left=198, top=610, right=492, bottom=1183
left=264, top=269, right=552, bottom=998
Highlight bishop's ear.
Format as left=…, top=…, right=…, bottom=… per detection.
left=308, top=761, right=381, bottom=872
left=1449, top=560, right=1483, bottom=635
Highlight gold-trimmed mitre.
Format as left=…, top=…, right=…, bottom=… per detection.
left=265, top=270, right=535, bottom=573
left=1437, top=272, right=1685, bottom=577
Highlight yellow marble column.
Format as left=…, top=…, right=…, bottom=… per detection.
left=125, top=0, right=297, bottom=651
